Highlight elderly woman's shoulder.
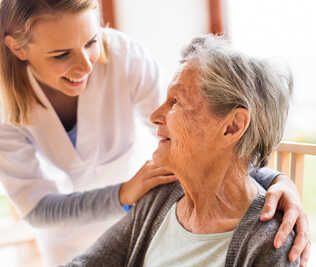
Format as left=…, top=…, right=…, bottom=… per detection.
left=140, top=181, right=182, bottom=203
left=134, top=181, right=183, bottom=216
left=232, top=192, right=299, bottom=266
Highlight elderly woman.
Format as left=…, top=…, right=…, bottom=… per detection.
left=62, top=35, right=299, bottom=266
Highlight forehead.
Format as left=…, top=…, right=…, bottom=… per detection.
left=168, top=64, right=202, bottom=100
left=29, top=9, right=99, bottom=50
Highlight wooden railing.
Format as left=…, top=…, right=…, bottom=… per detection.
left=268, top=141, right=316, bottom=199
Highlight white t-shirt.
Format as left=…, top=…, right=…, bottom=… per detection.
left=143, top=203, right=234, bottom=267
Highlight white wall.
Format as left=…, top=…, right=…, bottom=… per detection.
left=114, top=0, right=211, bottom=172
left=228, top=0, right=316, bottom=141
left=115, top=0, right=209, bottom=87
left=114, top=0, right=316, bottom=143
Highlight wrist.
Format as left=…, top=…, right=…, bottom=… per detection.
left=119, top=182, right=129, bottom=205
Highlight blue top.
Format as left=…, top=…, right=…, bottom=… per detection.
left=67, top=124, right=131, bottom=212
left=67, top=124, right=77, bottom=147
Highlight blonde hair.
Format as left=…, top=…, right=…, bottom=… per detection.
left=0, top=0, right=107, bottom=125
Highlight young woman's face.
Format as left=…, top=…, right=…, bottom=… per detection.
left=23, top=9, right=100, bottom=96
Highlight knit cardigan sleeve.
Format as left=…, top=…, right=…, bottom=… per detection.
left=59, top=182, right=182, bottom=267
left=59, top=208, right=134, bottom=267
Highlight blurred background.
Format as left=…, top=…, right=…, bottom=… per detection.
left=0, top=0, right=315, bottom=266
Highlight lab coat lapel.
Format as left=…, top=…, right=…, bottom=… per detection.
left=76, top=65, right=102, bottom=163
left=26, top=67, right=82, bottom=172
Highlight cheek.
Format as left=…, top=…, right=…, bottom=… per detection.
left=169, top=109, right=212, bottom=161
left=168, top=111, right=195, bottom=155
left=44, top=65, right=70, bottom=82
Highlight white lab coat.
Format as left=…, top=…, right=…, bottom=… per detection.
left=0, top=29, right=161, bottom=266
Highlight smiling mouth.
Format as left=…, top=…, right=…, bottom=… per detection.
left=62, top=76, right=87, bottom=86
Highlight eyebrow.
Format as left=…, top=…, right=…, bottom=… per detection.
left=47, top=34, right=98, bottom=54
left=169, top=84, right=188, bottom=102
left=175, top=84, right=187, bottom=98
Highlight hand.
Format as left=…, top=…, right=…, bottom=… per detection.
left=119, top=160, right=177, bottom=205
left=260, top=174, right=310, bottom=267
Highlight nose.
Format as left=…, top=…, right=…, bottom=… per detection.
left=74, top=51, right=93, bottom=74
left=150, top=104, right=166, bottom=125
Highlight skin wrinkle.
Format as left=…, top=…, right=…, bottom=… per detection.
left=177, top=156, right=256, bottom=234
left=152, top=63, right=257, bottom=235
left=168, top=67, right=221, bottom=176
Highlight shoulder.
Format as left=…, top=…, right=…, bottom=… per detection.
left=0, top=122, right=30, bottom=141
left=100, top=28, right=157, bottom=71
left=134, top=181, right=183, bottom=220
left=101, top=28, right=145, bottom=59
left=228, top=193, right=299, bottom=266
left=248, top=212, right=298, bottom=266
left=101, top=28, right=129, bottom=50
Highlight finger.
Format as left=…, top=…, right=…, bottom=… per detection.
left=133, top=161, right=163, bottom=178
left=288, top=215, right=310, bottom=263
left=149, top=167, right=174, bottom=177
left=141, top=161, right=171, bottom=174
left=274, top=209, right=298, bottom=248
left=145, top=175, right=178, bottom=191
left=260, top=190, right=281, bottom=221
left=298, top=241, right=311, bottom=267
left=141, top=160, right=157, bottom=170
left=287, top=231, right=309, bottom=263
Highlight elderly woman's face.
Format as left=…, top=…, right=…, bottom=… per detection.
left=151, top=64, right=224, bottom=172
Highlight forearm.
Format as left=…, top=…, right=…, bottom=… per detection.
left=249, top=166, right=281, bottom=190
left=24, top=184, right=125, bottom=227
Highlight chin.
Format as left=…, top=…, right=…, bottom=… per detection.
left=63, top=86, right=86, bottom=97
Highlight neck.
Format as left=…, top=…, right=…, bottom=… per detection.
left=35, top=79, right=78, bottom=131
left=176, top=157, right=257, bottom=234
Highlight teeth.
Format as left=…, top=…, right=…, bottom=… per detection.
left=65, top=77, right=85, bottom=83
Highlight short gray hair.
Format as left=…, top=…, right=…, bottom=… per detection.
left=181, top=34, right=293, bottom=168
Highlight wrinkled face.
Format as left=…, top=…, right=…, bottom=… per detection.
left=23, top=9, right=100, bottom=96
left=151, top=64, right=224, bottom=173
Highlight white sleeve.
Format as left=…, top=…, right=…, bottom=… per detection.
left=0, top=124, right=126, bottom=226
left=0, top=124, right=58, bottom=217
left=127, top=39, right=162, bottom=131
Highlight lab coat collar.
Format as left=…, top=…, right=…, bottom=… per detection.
left=26, top=66, right=101, bottom=172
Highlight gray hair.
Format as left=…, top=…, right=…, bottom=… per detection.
left=181, top=34, right=293, bottom=168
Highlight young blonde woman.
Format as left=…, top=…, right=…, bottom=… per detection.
left=0, top=0, right=310, bottom=266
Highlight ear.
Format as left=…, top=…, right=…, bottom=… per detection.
left=222, top=108, right=250, bottom=146
left=4, top=35, right=28, bottom=61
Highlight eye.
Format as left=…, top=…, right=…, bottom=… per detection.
left=53, top=52, right=70, bottom=60
left=170, top=97, right=178, bottom=107
left=85, top=39, right=97, bottom=48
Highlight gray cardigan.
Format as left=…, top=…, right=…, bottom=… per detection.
left=61, top=181, right=299, bottom=267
